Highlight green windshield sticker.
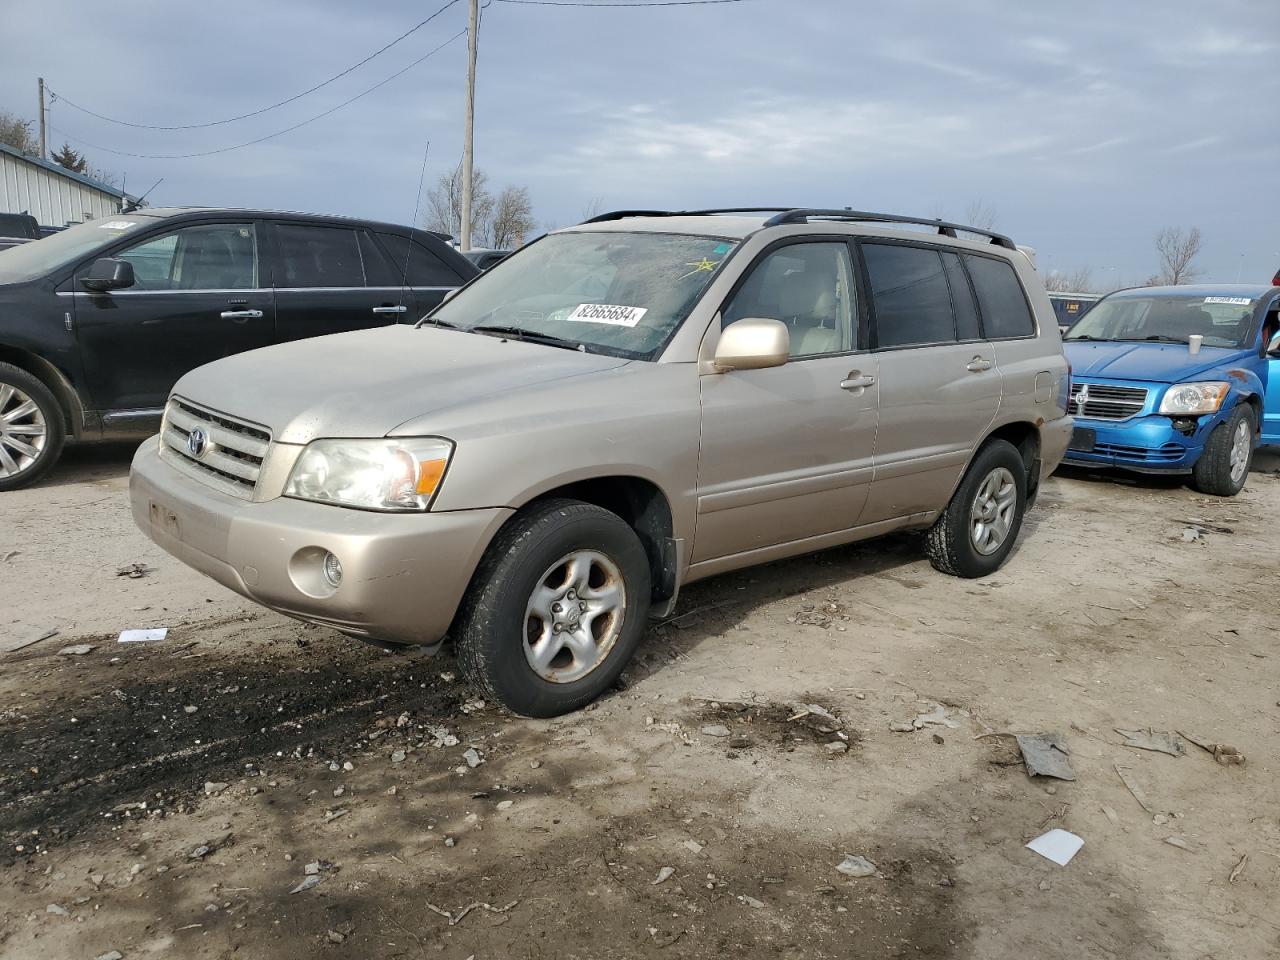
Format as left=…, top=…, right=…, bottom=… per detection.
left=713, top=243, right=731, bottom=254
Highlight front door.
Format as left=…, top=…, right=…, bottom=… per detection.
left=73, top=221, right=273, bottom=416
left=858, top=241, right=1002, bottom=522
left=269, top=222, right=404, bottom=341
left=1263, top=314, right=1280, bottom=445
left=694, top=240, right=878, bottom=564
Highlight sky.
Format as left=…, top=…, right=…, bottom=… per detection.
left=2, top=0, right=1278, bottom=285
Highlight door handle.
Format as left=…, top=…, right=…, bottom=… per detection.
left=966, top=357, right=993, bottom=373
left=840, top=373, right=876, bottom=391
left=372, top=305, right=408, bottom=315
left=220, top=309, right=264, bottom=320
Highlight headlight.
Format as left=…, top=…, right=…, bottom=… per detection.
left=284, top=438, right=453, bottom=511
left=1158, top=382, right=1230, bottom=416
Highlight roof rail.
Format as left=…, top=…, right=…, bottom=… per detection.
left=580, top=207, right=799, bottom=224
left=761, top=208, right=1016, bottom=250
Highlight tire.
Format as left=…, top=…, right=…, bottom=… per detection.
left=0, top=361, right=66, bottom=492
left=925, top=439, right=1028, bottom=578
left=453, top=498, right=652, bottom=718
left=1190, top=404, right=1255, bottom=497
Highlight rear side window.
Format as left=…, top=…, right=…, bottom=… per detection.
left=863, top=243, right=955, bottom=349
left=358, top=231, right=402, bottom=287
left=375, top=233, right=464, bottom=287
left=273, top=224, right=364, bottom=288
left=965, top=255, right=1035, bottom=339
left=942, top=252, right=981, bottom=341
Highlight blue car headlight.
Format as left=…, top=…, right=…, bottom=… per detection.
left=1158, top=381, right=1230, bottom=416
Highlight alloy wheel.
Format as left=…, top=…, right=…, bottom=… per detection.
left=0, top=382, right=48, bottom=480
left=1229, top=419, right=1251, bottom=485
left=969, top=466, right=1017, bottom=556
left=523, top=550, right=627, bottom=684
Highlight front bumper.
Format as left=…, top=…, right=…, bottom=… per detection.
left=130, top=437, right=513, bottom=645
left=1060, top=414, right=1208, bottom=475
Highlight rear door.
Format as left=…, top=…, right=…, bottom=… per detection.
left=73, top=220, right=273, bottom=415
left=858, top=240, right=1001, bottom=522
left=268, top=221, right=405, bottom=341
left=370, top=231, right=470, bottom=320
left=1263, top=306, right=1280, bottom=445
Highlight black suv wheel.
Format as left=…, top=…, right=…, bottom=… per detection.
left=0, top=362, right=65, bottom=492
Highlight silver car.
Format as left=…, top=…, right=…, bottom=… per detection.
left=130, top=208, right=1072, bottom=716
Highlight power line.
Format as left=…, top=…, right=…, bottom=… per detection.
left=493, top=0, right=751, bottom=6
left=48, top=0, right=462, bottom=131
left=49, top=30, right=466, bottom=160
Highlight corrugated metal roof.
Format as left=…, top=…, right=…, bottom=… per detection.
left=0, top=141, right=132, bottom=200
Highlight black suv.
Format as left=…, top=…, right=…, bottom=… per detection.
left=0, top=213, right=40, bottom=253
left=0, top=207, right=477, bottom=490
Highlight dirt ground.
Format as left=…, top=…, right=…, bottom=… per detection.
left=2, top=442, right=1279, bottom=960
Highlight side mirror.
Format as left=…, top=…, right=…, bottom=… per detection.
left=81, top=257, right=136, bottom=292
left=713, top=318, right=790, bottom=372
left=442, top=287, right=460, bottom=303
left=1267, top=331, right=1280, bottom=356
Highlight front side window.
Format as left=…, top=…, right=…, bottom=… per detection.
left=724, top=242, right=855, bottom=358
left=1065, top=295, right=1257, bottom=349
left=965, top=254, right=1034, bottom=339
left=375, top=233, right=464, bottom=287
left=864, top=243, right=955, bottom=349
left=428, top=231, right=737, bottom=360
left=115, top=223, right=257, bottom=290
left=273, top=224, right=363, bottom=288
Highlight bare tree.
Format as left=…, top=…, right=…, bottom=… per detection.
left=1044, top=266, right=1095, bottom=293
left=1154, top=226, right=1203, bottom=285
left=424, top=166, right=494, bottom=246
left=964, top=199, right=998, bottom=231
left=0, top=111, right=37, bottom=155
left=580, top=197, right=605, bottom=222
left=491, top=186, right=535, bottom=249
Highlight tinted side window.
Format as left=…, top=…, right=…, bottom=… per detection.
left=942, top=252, right=981, bottom=341
left=115, top=223, right=257, bottom=290
left=863, top=244, right=955, bottom=349
left=273, top=224, right=363, bottom=288
left=375, top=233, right=464, bottom=286
left=965, top=255, right=1035, bottom=339
left=359, top=231, right=401, bottom=287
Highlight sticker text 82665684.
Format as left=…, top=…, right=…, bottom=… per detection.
left=566, top=303, right=648, bottom=328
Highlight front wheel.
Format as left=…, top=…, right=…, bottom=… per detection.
left=1190, top=404, right=1255, bottom=497
left=925, top=439, right=1028, bottom=578
left=453, top=499, right=651, bottom=717
left=0, top=362, right=65, bottom=492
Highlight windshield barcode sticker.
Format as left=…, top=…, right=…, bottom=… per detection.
left=567, top=303, right=647, bottom=327
left=97, top=220, right=137, bottom=229
left=1203, top=296, right=1252, bottom=305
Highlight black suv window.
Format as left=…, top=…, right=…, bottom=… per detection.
left=965, top=254, right=1035, bottom=339
left=942, top=251, right=982, bottom=341
left=114, top=223, right=257, bottom=290
left=359, top=231, right=402, bottom=287
left=863, top=243, right=955, bottom=349
left=273, top=224, right=364, bottom=288
left=375, top=233, right=464, bottom=287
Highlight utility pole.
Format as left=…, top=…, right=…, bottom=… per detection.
left=459, top=0, right=479, bottom=251
left=37, top=77, right=47, bottom=159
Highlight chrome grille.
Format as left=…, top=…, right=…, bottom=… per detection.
left=1068, top=382, right=1148, bottom=421
left=161, top=397, right=271, bottom=499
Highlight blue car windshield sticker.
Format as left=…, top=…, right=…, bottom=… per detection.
left=1204, top=296, right=1253, bottom=306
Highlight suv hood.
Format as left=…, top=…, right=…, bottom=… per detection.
left=173, top=325, right=631, bottom=444
left=1063, top=340, right=1248, bottom=383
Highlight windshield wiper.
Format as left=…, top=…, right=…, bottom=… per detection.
left=1064, top=335, right=1117, bottom=342
left=1129, top=335, right=1188, bottom=344
left=468, top=324, right=584, bottom=351
left=416, top=315, right=459, bottom=330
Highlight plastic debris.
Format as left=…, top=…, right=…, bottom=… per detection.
left=115, top=562, right=150, bottom=579
left=652, top=866, right=675, bottom=885
left=1016, top=734, right=1076, bottom=781
left=836, top=855, right=876, bottom=878
left=463, top=748, right=483, bottom=768
left=118, top=628, right=167, bottom=644
left=289, top=875, right=323, bottom=894
left=701, top=724, right=731, bottom=737
left=1178, top=731, right=1245, bottom=765
left=1115, top=728, right=1184, bottom=757
left=57, top=644, right=96, bottom=656
left=1026, top=828, right=1084, bottom=866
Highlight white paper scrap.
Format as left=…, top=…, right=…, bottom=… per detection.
left=1026, top=828, right=1084, bottom=866
left=118, top=628, right=168, bottom=644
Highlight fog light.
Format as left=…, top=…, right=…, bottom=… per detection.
left=322, top=552, right=343, bottom=588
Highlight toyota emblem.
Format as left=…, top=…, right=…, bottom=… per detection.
left=187, top=427, right=208, bottom=459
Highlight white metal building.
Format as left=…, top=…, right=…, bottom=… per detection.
left=0, top=141, right=134, bottom=227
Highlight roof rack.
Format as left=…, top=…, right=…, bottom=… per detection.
left=581, top=207, right=796, bottom=224
left=761, top=208, right=1016, bottom=250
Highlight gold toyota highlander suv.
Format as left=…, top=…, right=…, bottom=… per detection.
left=131, top=208, right=1072, bottom=716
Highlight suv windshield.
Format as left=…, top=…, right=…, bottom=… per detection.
left=0, top=216, right=157, bottom=284
left=426, top=230, right=738, bottom=359
left=1065, top=294, right=1256, bottom=348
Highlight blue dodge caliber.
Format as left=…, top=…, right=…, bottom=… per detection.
left=1061, top=284, right=1280, bottom=496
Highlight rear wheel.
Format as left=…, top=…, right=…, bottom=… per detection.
left=0, top=362, right=65, bottom=492
left=925, top=439, right=1028, bottom=578
left=454, top=499, right=651, bottom=717
left=1190, top=404, right=1255, bottom=497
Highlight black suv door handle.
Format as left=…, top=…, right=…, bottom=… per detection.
left=372, top=305, right=408, bottom=315
left=221, top=309, right=264, bottom=322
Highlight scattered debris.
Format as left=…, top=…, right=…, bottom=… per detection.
left=497, top=799, right=514, bottom=811
left=203, top=781, right=228, bottom=796
left=1163, top=836, right=1193, bottom=852
left=187, top=831, right=233, bottom=860
left=1114, top=765, right=1156, bottom=815
left=326, top=930, right=347, bottom=944
left=462, top=747, right=483, bottom=768
left=889, top=720, right=915, bottom=733
left=57, top=644, right=95, bottom=656
left=1115, top=728, right=1184, bottom=757
left=824, top=741, right=848, bottom=754
left=682, top=839, right=704, bottom=855
left=323, top=808, right=349, bottom=823
left=1016, top=733, right=1076, bottom=781
left=835, top=855, right=876, bottom=878
left=94, top=953, right=124, bottom=960
left=1178, top=731, right=1245, bottom=766
left=422, top=899, right=519, bottom=926
left=1228, top=854, right=1248, bottom=883
left=1, top=627, right=59, bottom=654
left=738, top=894, right=765, bottom=909
left=914, top=704, right=961, bottom=729
left=46, top=903, right=69, bottom=916
left=391, top=749, right=407, bottom=763
left=1026, top=829, right=1084, bottom=866
left=1182, top=518, right=1234, bottom=534
left=118, top=628, right=168, bottom=644
left=426, top=726, right=460, bottom=748
left=652, top=866, right=675, bottom=885
left=460, top=699, right=486, bottom=714
left=115, top=562, right=150, bottom=579
left=1180, top=527, right=1202, bottom=543
left=289, top=875, right=323, bottom=894
left=701, top=724, right=731, bottom=737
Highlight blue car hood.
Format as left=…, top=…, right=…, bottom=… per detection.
left=1063, top=341, right=1248, bottom=384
